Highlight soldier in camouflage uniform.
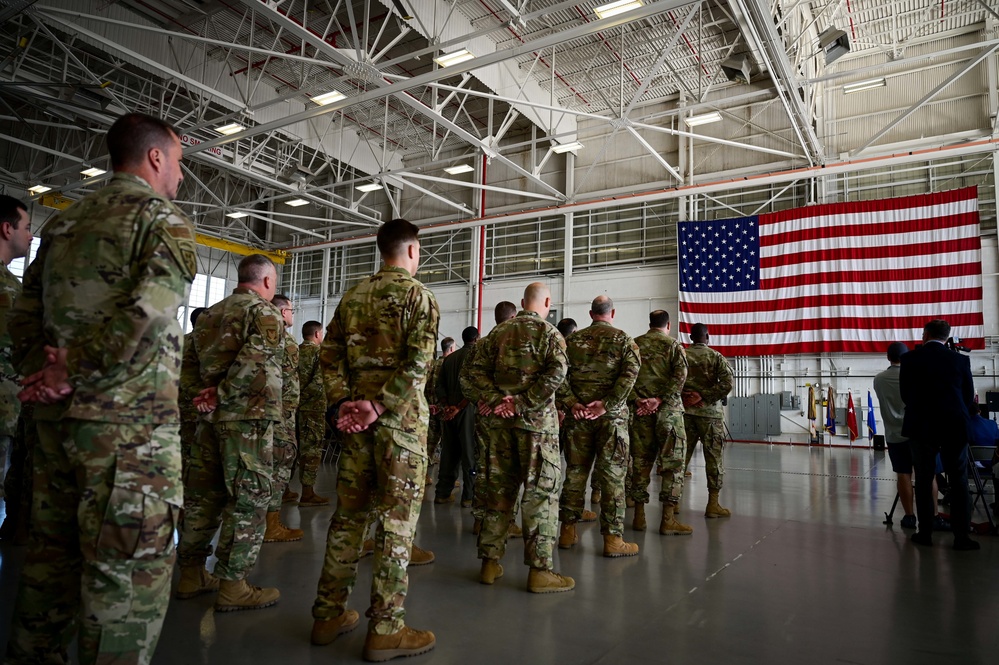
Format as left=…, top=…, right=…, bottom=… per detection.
left=629, top=310, right=692, bottom=535
left=424, top=336, right=453, bottom=486
left=0, top=195, right=32, bottom=542
left=179, top=307, right=207, bottom=479
left=310, top=218, right=439, bottom=661
left=264, top=294, right=304, bottom=542
left=5, top=114, right=196, bottom=665
left=461, top=283, right=575, bottom=593
left=683, top=323, right=735, bottom=518
left=557, top=295, right=641, bottom=557
left=175, top=254, right=285, bottom=611
left=297, top=319, right=329, bottom=506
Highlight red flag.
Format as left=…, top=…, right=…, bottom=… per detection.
left=846, top=391, right=859, bottom=442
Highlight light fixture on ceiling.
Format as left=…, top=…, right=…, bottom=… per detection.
left=310, top=90, right=346, bottom=106
left=594, top=0, right=644, bottom=20
left=226, top=211, right=249, bottom=219
left=720, top=56, right=752, bottom=84
left=818, top=26, right=850, bottom=65
left=843, top=78, right=886, bottom=94
left=683, top=111, right=722, bottom=127
left=215, top=122, right=244, bottom=135
left=434, top=49, right=475, bottom=68
left=81, top=167, right=106, bottom=178
left=444, top=164, right=474, bottom=175
left=285, top=198, right=309, bottom=207
left=551, top=141, right=584, bottom=154
left=28, top=185, right=51, bottom=195
left=357, top=183, right=381, bottom=192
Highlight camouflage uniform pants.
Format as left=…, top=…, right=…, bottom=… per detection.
left=177, top=419, right=273, bottom=580
left=296, top=410, right=325, bottom=486
left=630, top=409, right=686, bottom=505
left=269, top=431, right=298, bottom=512
left=477, top=427, right=560, bottom=570
left=559, top=417, right=628, bottom=535
left=684, top=415, right=726, bottom=491
left=312, top=424, right=426, bottom=635
left=427, top=416, right=442, bottom=467
left=5, top=419, right=179, bottom=665
left=179, top=415, right=198, bottom=481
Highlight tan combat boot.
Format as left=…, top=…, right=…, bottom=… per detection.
left=311, top=609, right=360, bottom=645
left=507, top=522, right=523, bottom=538
left=590, top=489, right=602, bottom=505
left=362, top=626, right=436, bottom=662
left=175, top=565, right=219, bottom=599
left=527, top=568, right=576, bottom=594
left=299, top=485, right=330, bottom=507
left=282, top=487, right=299, bottom=503
left=581, top=509, right=597, bottom=522
left=603, top=534, right=640, bottom=557
left=479, top=559, right=504, bottom=584
left=361, top=538, right=375, bottom=557
left=558, top=522, right=578, bottom=549
left=660, top=503, right=693, bottom=536
left=705, top=491, right=732, bottom=518
left=625, top=497, right=635, bottom=508
left=263, top=511, right=303, bottom=542
left=410, top=545, right=435, bottom=566
left=472, top=518, right=482, bottom=535
left=632, top=503, right=647, bottom=531
left=215, top=579, right=280, bottom=612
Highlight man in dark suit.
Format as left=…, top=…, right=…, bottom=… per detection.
left=434, top=326, right=479, bottom=506
left=899, top=319, right=979, bottom=550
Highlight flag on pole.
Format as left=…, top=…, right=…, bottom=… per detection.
left=847, top=391, right=859, bottom=442
left=677, top=187, right=984, bottom=355
left=808, top=385, right=817, bottom=442
left=867, top=391, right=877, bottom=443
left=825, top=387, right=836, bottom=435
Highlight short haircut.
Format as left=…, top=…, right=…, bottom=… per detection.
left=649, top=310, right=670, bottom=329
left=107, top=113, right=178, bottom=170
left=924, top=319, right=950, bottom=341
left=690, top=322, right=709, bottom=341
left=523, top=282, right=549, bottom=306
left=0, top=195, right=27, bottom=227
left=376, top=218, right=420, bottom=258
left=272, top=293, right=292, bottom=308
left=238, top=254, right=276, bottom=284
left=461, top=326, right=480, bottom=345
left=557, top=318, right=577, bottom=338
left=494, top=301, right=517, bottom=324
left=978, top=403, right=989, bottom=418
left=591, top=295, right=613, bottom=316
left=441, top=337, right=455, bottom=354
left=190, top=306, right=207, bottom=327
left=302, top=320, right=323, bottom=339
left=886, top=341, right=909, bottom=363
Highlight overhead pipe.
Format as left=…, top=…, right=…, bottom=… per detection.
left=477, top=154, right=488, bottom=332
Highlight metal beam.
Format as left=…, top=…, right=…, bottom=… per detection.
left=625, top=126, right=683, bottom=182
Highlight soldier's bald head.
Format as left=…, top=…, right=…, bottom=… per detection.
left=522, top=282, right=551, bottom=317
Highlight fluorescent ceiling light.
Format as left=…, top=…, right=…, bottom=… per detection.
left=226, top=211, right=249, bottom=219
left=310, top=90, right=346, bottom=105
left=843, top=78, right=886, bottom=94
left=285, top=198, right=309, bottom=207
left=357, top=183, right=381, bottom=192
left=81, top=167, right=106, bottom=178
left=684, top=111, right=722, bottom=127
left=434, top=49, right=475, bottom=68
left=444, top=164, right=474, bottom=175
left=551, top=141, right=584, bottom=154
left=28, top=185, right=51, bottom=195
left=594, top=0, right=644, bottom=19
left=215, top=122, right=244, bottom=135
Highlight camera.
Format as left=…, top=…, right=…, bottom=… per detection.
left=945, top=336, right=971, bottom=354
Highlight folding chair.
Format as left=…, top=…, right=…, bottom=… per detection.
left=968, top=443, right=997, bottom=533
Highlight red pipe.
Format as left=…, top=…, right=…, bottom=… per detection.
left=477, top=154, right=487, bottom=332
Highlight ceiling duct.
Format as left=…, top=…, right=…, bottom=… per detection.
left=818, top=27, right=850, bottom=65
left=721, top=55, right=753, bottom=84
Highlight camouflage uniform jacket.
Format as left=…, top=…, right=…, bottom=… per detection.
left=8, top=172, right=196, bottom=424
left=558, top=320, right=640, bottom=422
left=179, top=330, right=201, bottom=423
left=631, top=329, right=687, bottom=414
left=683, top=342, right=734, bottom=419
left=425, top=356, right=443, bottom=415
left=194, top=287, right=285, bottom=423
left=297, top=340, right=325, bottom=414
left=461, top=310, right=567, bottom=434
left=0, top=261, right=21, bottom=435
left=276, top=330, right=300, bottom=441
left=320, top=265, right=439, bottom=443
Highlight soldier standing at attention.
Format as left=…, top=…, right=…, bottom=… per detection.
left=310, top=218, right=439, bottom=662
left=461, top=283, right=574, bottom=593
left=557, top=295, right=641, bottom=557
left=682, top=323, right=735, bottom=519
left=175, top=254, right=284, bottom=610
left=264, top=293, right=304, bottom=542
left=5, top=112, right=196, bottom=665
left=297, top=319, right=330, bottom=506
left=179, top=307, right=207, bottom=478
left=424, top=336, right=454, bottom=486
left=628, top=310, right=689, bottom=534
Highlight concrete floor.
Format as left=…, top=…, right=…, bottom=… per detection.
left=1, top=442, right=996, bottom=665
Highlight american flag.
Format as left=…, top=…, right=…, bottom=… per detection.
left=677, top=187, right=984, bottom=355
